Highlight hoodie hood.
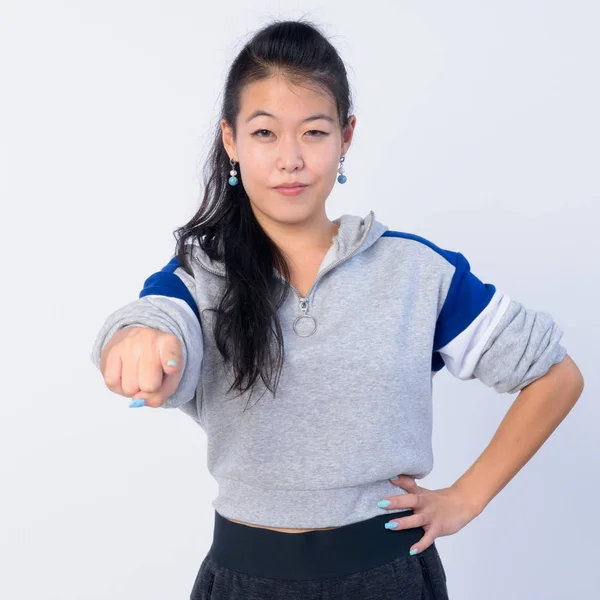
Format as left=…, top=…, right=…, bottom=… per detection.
left=193, top=210, right=389, bottom=278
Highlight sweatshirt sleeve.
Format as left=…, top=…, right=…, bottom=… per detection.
left=90, top=252, right=203, bottom=409
left=432, top=251, right=567, bottom=394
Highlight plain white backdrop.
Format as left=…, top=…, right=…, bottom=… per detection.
left=1, top=1, right=597, bottom=598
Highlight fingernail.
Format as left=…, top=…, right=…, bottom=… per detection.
left=390, top=476, right=399, bottom=480
left=410, top=548, right=419, bottom=555
left=167, top=360, right=178, bottom=367
left=384, top=522, right=398, bottom=529
left=377, top=500, right=391, bottom=508
left=129, top=399, right=146, bottom=408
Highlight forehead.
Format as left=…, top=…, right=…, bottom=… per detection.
left=238, top=75, right=336, bottom=124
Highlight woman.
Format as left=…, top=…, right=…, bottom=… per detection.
left=91, top=18, right=584, bottom=600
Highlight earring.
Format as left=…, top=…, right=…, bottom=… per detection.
left=337, top=155, right=347, bottom=184
left=228, top=157, right=239, bottom=186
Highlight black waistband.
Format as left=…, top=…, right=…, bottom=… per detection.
left=208, top=509, right=424, bottom=580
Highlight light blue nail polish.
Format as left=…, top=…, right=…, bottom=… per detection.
left=129, top=399, right=145, bottom=408
left=384, top=522, right=398, bottom=529
left=390, top=476, right=398, bottom=480
left=410, top=548, right=419, bottom=556
left=377, top=500, right=391, bottom=508
left=167, top=360, right=178, bottom=367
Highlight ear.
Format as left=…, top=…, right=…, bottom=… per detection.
left=221, top=119, right=237, bottom=161
left=341, top=114, right=356, bottom=156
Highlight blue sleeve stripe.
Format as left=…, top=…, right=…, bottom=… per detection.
left=432, top=252, right=496, bottom=351
left=381, top=230, right=455, bottom=254
left=381, top=230, right=496, bottom=360
left=138, top=256, right=200, bottom=321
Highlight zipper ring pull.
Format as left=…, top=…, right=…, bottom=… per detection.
left=294, top=297, right=316, bottom=336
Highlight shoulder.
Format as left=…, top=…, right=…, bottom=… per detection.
left=378, top=229, right=468, bottom=272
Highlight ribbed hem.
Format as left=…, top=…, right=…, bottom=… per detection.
left=211, top=476, right=412, bottom=529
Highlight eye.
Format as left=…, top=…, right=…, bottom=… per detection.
left=250, top=129, right=330, bottom=138
left=252, top=129, right=272, bottom=138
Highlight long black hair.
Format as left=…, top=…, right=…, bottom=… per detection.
left=173, top=18, right=354, bottom=408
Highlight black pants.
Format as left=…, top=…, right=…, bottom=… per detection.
left=190, top=509, right=449, bottom=599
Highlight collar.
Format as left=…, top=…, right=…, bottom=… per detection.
left=190, top=210, right=389, bottom=278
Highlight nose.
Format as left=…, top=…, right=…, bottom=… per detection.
left=276, top=135, right=304, bottom=172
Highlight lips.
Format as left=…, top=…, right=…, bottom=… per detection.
left=275, top=184, right=308, bottom=189
left=274, top=185, right=308, bottom=196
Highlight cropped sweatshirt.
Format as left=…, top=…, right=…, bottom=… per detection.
left=90, top=210, right=567, bottom=528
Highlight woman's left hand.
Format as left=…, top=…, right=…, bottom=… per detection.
left=381, top=474, right=483, bottom=555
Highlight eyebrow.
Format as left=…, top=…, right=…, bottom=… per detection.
left=245, top=110, right=335, bottom=124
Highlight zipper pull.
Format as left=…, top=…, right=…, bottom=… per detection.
left=293, top=297, right=317, bottom=337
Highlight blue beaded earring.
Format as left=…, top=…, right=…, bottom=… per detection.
left=337, top=155, right=347, bottom=184
left=228, top=157, right=239, bottom=186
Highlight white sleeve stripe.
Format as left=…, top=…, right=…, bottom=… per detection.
left=437, top=290, right=512, bottom=379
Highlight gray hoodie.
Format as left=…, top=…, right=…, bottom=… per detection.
left=90, top=210, right=567, bottom=528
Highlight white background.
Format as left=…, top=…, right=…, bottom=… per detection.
left=1, top=1, right=597, bottom=598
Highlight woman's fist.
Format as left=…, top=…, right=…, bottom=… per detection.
left=100, top=327, right=183, bottom=408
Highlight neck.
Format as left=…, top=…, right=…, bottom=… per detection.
left=253, top=210, right=340, bottom=257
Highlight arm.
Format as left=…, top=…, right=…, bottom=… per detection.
left=431, top=249, right=581, bottom=514
left=451, top=353, right=584, bottom=515
left=90, top=252, right=204, bottom=410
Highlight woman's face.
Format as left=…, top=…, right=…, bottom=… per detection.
left=221, top=75, right=356, bottom=228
